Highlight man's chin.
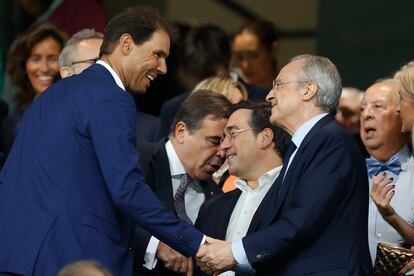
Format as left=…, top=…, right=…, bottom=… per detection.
left=127, top=86, right=147, bottom=95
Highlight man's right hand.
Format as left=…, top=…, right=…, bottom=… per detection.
left=156, top=241, right=193, bottom=275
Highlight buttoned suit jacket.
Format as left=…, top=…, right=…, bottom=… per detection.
left=133, top=139, right=221, bottom=276
left=242, top=115, right=373, bottom=275
left=0, top=64, right=203, bottom=276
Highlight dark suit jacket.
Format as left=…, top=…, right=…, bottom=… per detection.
left=133, top=139, right=221, bottom=276
left=0, top=64, right=203, bottom=276
left=242, top=115, right=372, bottom=275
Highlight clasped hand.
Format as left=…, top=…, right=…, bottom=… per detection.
left=157, top=241, right=193, bottom=275
left=195, top=237, right=237, bottom=275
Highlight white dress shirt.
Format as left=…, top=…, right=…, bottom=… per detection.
left=232, top=113, right=329, bottom=271
left=144, top=140, right=206, bottom=269
left=368, top=145, right=414, bottom=264
left=220, top=166, right=281, bottom=276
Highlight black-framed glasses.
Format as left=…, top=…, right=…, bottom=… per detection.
left=272, top=79, right=313, bottom=91
left=70, top=58, right=98, bottom=66
left=220, top=128, right=253, bottom=144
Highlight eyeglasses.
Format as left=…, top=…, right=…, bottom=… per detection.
left=70, top=58, right=98, bottom=67
left=272, top=79, right=312, bottom=91
left=220, top=128, right=253, bottom=144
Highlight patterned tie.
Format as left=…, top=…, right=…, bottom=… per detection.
left=366, top=155, right=401, bottom=178
left=174, top=174, right=193, bottom=224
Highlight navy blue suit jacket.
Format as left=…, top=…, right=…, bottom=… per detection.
left=133, top=139, right=221, bottom=276
left=242, top=115, right=372, bottom=275
left=0, top=64, right=203, bottom=276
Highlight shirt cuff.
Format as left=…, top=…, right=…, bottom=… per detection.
left=143, top=236, right=159, bottom=270
left=232, top=240, right=253, bottom=272
left=201, top=235, right=206, bottom=245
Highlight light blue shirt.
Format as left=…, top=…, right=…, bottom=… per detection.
left=232, top=113, right=329, bottom=271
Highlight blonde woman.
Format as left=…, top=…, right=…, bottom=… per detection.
left=193, top=76, right=248, bottom=104
left=394, top=61, right=414, bottom=133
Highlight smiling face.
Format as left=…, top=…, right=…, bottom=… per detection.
left=360, top=82, right=406, bottom=158
left=174, top=115, right=227, bottom=180
left=25, top=36, right=61, bottom=94
left=220, top=108, right=261, bottom=179
left=122, top=28, right=170, bottom=94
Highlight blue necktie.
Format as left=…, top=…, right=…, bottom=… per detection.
left=366, top=155, right=401, bottom=178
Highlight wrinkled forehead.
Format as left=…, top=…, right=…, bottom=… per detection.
left=363, top=83, right=400, bottom=104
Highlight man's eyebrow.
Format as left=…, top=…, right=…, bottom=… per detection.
left=155, top=50, right=168, bottom=58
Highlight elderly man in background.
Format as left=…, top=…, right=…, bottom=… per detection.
left=58, top=28, right=103, bottom=78
left=360, top=79, right=414, bottom=265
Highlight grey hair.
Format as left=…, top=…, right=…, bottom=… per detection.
left=59, top=29, right=103, bottom=67
left=291, top=54, right=342, bottom=113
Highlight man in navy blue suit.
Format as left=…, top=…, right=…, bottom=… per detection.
left=195, top=101, right=290, bottom=275
left=197, top=54, right=372, bottom=275
left=0, top=7, right=204, bottom=276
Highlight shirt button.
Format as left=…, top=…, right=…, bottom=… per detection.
left=256, top=254, right=262, bottom=259
left=377, top=233, right=382, bottom=239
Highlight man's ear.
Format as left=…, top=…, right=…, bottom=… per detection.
left=259, top=128, right=274, bottom=149
left=303, top=82, right=318, bottom=101
left=175, top=121, right=187, bottom=144
left=119, top=33, right=133, bottom=55
left=60, top=67, right=73, bottom=78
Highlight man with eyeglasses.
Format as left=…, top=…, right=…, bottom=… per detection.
left=0, top=7, right=211, bottom=276
left=133, top=90, right=231, bottom=276
left=58, top=28, right=103, bottom=78
left=196, top=54, right=372, bottom=275
left=195, top=100, right=290, bottom=276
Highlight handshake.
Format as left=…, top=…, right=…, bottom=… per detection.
left=157, top=237, right=237, bottom=275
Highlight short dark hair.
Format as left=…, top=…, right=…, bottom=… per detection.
left=181, top=24, right=231, bottom=81
left=170, top=90, right=232, bottom=135
left=6, top=21, right=67, bottom=108
left=100, top=6, right=178, bottom=56
left=236, top=19, right=279, bottom=51
left=230, top=101, right=291, bottom=158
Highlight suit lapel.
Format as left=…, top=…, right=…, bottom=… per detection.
left=150, top=140, right=175, bottom=211
left=216, top=190, right=242, bottom=239
left=271, top=115, right=335, bottom=222
left=247, top=179, right=279, bottom=233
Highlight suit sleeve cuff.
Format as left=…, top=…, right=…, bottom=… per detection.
left=232, top=240, right=253, bottom=271
left=143, top=236, right=159, bottom=270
